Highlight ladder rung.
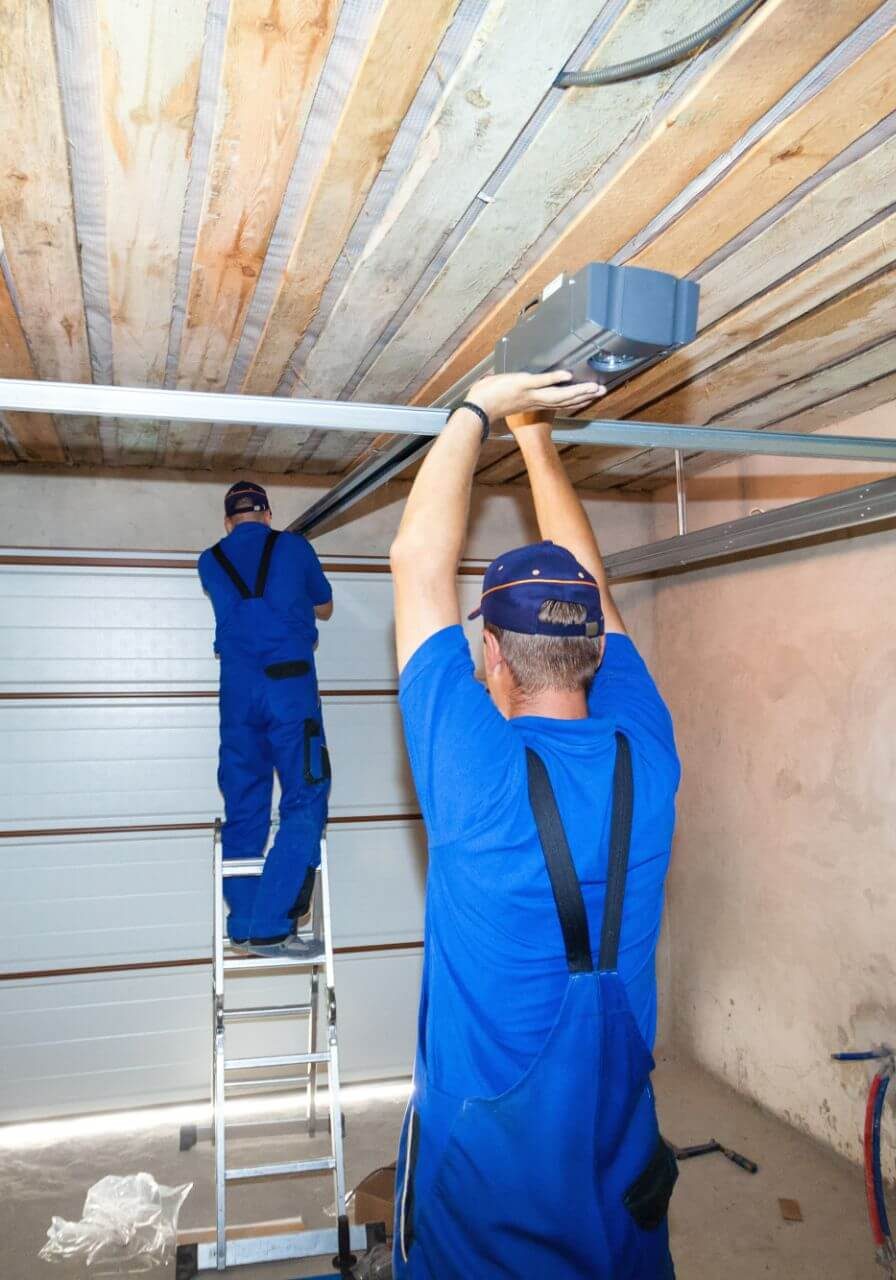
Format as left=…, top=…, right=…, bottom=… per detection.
left=224, top=1073, right=322, bottom=1092
left=226, top=1157, right=336, bottom=1181
left=223, top=949, right=324, bottom=971
left=222, top=859, right=266, bottom=878
left=224, top=1004, right=311, bottom=1021
left=226, top=1051, right=330, bottom=1071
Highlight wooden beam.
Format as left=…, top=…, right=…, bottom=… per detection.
left=413, top=0, right=885, bottom=408
left=97, top=0, right=208, bottom=394
left=174, top=0, right=340, bottom=395
left=241, top=0, right=457, bottom=399
left=294, top=0, right=605, bottom=401
left=352, top=0, right=734, bottom=405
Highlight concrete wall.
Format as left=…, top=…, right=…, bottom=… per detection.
left=650, top=402, right=896, bottom=1175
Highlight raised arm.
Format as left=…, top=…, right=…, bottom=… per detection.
left=507, top=412, right=626, bottom=635
left=390, top=372, right=600, bottom=671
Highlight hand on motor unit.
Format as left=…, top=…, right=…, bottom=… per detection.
left=467, top=370, right=605, bottom=424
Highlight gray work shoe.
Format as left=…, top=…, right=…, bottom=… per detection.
left=230, top=935, right=324, bottom=961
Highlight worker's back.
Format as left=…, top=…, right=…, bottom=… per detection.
left=400, top=624, right=678, bottom=1099
left=198, top=522, right=331, bottom=668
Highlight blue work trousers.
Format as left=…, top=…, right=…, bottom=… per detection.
left=218, top=662, right=330, bottom=941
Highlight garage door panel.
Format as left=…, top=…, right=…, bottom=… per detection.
left=0, top=697, right=418, bottom=827
left=0, top=949, right=422, bottom=1120
left=3, top=822, right=426, bottom=973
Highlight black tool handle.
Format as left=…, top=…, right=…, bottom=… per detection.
left=721, top=1146, right=758, bottom=1174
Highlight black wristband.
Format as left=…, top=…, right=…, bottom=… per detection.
left=450, top=400, right=490, bottom=443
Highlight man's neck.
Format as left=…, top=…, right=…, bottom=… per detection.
left=508, top=687, right=589, bottom=721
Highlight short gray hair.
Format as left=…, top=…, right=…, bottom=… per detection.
left=485, top=599, right=602, bottom=694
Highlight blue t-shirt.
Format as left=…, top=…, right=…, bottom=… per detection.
left=197, top=523, right=332, bottom=658
left=399, top=625, right=680, bottom=1099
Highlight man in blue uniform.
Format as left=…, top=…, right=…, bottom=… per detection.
left=198, top=481, right=333, bottom=957
left=390, top=372, right=680, bottom=1279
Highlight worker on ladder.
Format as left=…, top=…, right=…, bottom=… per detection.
left=389, top=372, right=680, bottom=1279
left=198, top=481, right=334, bottom=958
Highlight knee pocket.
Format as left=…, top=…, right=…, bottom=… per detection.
left=624, top=1135, right=679, bottom=1231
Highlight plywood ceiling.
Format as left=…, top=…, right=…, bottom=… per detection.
left=0, top=0, right=894, bottom=491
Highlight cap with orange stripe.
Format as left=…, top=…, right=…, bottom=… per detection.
left=468, top=541, right=604, bottom=637
left=225, top=480, right=270, bottom=517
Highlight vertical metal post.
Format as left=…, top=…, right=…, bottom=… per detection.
left=320, top=834, right=348, bottom=1220
left=306, top=875, right=321, bottom=1138
left=212, top=821, right=227, bottom=1269
left=674, top=449, right=688, bottom=536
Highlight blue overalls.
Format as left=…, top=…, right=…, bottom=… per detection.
left=211, top=530, right=330, bottom=943
left=394, top=733, right=677, bottom=1279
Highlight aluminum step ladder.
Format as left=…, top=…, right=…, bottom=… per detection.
left=177, top=819, right=369, bottom=1276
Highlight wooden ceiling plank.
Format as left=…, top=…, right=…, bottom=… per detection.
left=202, top=426, right=258, bottom=473
left=578, top=334, right=896, bottom=490
left=97, top=0, right=209, bottom=393
left=560, top=207, right=896, bottom=484
left=351, top=0, right=733, bottom=406
left=0, top=1, right=94, bottom=465
left=162, top=420, right=213, bottom=469
left=623, top=361, right=896, bottom=491
left=174, top=0, right=340, bottom=395
left=294, top=0, right=606, bottom=401
left=413, top=0, right=885, bottom=408
left=603, top=135, right=896, bottom=422
left=241, top=0, right=458, bottom=398
left=0, top=261, right=65, bottom=463
left=0, top=1, right=92, bottom=386
left=630, top=25, right=896, bottom=284
left=610, top=267, right=896, bottom=429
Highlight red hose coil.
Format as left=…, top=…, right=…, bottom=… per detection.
left=864, top=1072, right=885, bottom=1247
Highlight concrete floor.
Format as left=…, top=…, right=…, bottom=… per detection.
left=0, top=1054, right=882, bottom=1279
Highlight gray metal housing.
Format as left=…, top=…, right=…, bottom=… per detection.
left=494, top=262, right=699, bottom=387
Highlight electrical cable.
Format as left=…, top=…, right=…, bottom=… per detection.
left=556, top=0, right=766, bottom=88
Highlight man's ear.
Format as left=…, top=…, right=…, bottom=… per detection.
left=224, top=516, right=234, bottom=534
left=482, top=627, right=503, bottom=676
left=264, top=510, right=273, bottom=526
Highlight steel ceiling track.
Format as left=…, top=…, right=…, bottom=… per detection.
left=604, top=475, right=896, bottom=580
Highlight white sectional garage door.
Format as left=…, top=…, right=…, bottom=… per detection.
left=0, top=547, right=483, bottom=1121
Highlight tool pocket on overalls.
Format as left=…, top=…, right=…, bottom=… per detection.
left=263, top=659, right=311, bottom=679
left=303, top=718, right=331, bottom=785
left=398, top=1106, right=420, bottom=1262
left=623, top=1135, right=679, bottom=1231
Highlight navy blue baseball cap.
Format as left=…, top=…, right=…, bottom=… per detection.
left=468, top=541, right=604, bottom=637
left=225, top=481, right=270, bottom=517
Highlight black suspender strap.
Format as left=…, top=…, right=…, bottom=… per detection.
left=598, top=732, right=634, bottom=972
left=253, top=530, right=280, bottom=598
left=526, top=749, right=594, bottom=974
left=211, top=542, right=252, bottom=599
left=211, top=530, right=280, bottom=600
left=526, top=730, right=634, bottom=975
